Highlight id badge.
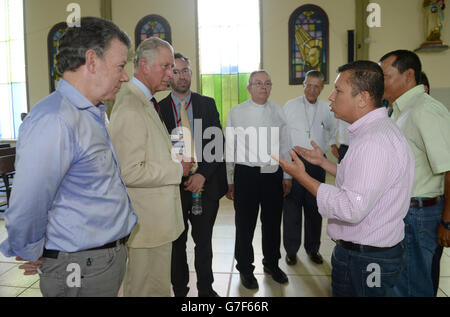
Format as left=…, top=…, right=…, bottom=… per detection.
left=171, top=126, right=185, bottom=155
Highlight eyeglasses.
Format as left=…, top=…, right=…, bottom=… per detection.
left=173, top=68, right=191, bottom=76
left=304, top=84, right=323, bottom=90
left=251, top=81, right=273, bottom=88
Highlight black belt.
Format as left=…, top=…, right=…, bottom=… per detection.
left=42, top=235, right=129, bottom=259
left=410, top=196, right=443, bottom=209
left=335, top=240, right=399, bottom=253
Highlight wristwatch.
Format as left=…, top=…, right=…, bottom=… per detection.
left=441, top=220, right=450, bottom=230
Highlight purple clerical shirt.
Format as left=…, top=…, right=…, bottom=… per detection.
left=317, top=107, right=414, bottom=247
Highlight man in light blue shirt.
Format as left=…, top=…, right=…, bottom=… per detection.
left=0, top=17, right=137, bottom=297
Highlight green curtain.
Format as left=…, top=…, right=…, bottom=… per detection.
left=200, top=73, right=251, bottom=127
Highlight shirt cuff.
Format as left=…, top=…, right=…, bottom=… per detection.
left=0, top=236, right=45, bottom=262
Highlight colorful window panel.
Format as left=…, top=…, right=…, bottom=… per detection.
left=47, top=22, right=67, bottom=92
left=289, top=5, right=329, bottom=85
left=135, top=14, right=171, bottom=48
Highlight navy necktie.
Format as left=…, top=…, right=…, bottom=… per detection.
left=150, top=97, right=160, bottom=113
left=150, top=97, right=165, bottom=123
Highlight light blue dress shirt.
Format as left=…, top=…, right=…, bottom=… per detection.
left=131, top=76, right=153, bottom=100
left=0, top=79, right=137, bottom=261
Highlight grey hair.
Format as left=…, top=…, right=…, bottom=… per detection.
left=133, top=37, right=173, bottom=70
left=305, top=70, right=325, bottom=83
left=248, top=70, right=271, bottom=85
left=56, top=17, right=131, bottom=73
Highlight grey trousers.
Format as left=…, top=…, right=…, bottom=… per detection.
left=39, top=243, right=127, bottom=297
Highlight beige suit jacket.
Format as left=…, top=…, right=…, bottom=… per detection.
left=108, top=82, right=184, bottom=248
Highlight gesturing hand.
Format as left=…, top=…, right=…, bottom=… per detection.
left=270, top=150, right=307, bottom=181
left=294, top=141, right=325, bottom=167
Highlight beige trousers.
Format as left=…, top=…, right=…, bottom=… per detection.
left=123, top=243, right=172, bottom=297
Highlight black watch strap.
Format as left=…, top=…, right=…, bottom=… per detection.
left=441, top=220, right=450, bottom=230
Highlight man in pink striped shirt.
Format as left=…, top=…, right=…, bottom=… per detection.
left=275, top=61, right=414, bottom=296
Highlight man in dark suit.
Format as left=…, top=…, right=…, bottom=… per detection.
left=160, top=52, right=228, bottom=297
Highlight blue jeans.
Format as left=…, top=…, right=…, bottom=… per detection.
left=331, top=242, right=406, bottom=297
left=392, top=199, right=444, bottom=297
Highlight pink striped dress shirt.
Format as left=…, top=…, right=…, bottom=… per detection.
left=317, top=107, right=414, bottom=247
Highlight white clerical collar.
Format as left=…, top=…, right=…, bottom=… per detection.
left=250, top=99, right=267, bottom=107
left=303, top=96, right=318, bottom=107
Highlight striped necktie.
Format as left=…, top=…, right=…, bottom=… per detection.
left=150, top=97, right=159, bottom=113
left=179, top=100, right=197, bottom=172
left=150, top=97, right=164, bottom=122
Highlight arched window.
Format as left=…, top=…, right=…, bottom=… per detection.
left=289, top=5, right=329, bottom=85
left=47, top=22, right=67, bottom=93
left=135, top=14, right=172, bottom=48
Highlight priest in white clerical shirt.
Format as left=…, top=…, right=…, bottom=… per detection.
left=282, top=70, right=337, bottom=267
left=225, top=70, right=292, bottom=290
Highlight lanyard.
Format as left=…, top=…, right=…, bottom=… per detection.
left=170, top=96, right=192, bottom=127
left=302, top=96, right=318, bottom=139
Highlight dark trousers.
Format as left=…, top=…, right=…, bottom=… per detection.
left=283, top=156, right=325, bottom=256
left=171, top=182, right=219, bottom=296
left=233, top=164, right=284, bottom=274
left=338, top=144, right=349, bottom=163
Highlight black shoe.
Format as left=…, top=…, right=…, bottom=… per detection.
left=173, top=286, right=190, bottom=297
left=198, top=289, right=220, bottom=297
left=308, top=252, right=324, bottom=264
left=240, top=273, right=259, bottom=289
left=263, top=266, right=289, bottom=284
left=285, top=254, right=297, bottom=266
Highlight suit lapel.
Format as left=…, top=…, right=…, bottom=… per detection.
left=191, top=92, right=201, bottom=120
left=127, top=82, right=172, bottom=148
left=160, top=95, right=176, bottom=133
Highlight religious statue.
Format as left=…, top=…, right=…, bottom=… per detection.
left=422, top=0, right=446, bottom=45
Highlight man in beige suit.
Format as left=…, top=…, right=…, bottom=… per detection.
left=109, top=37, right=192, bottom=297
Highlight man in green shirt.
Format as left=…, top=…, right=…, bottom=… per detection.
left=379, top=50, right=450, bottom=297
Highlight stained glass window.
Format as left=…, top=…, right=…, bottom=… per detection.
left=198, top=0, right=260, bottom=127
left=47, top=22, right=67, bottom=93
left=135, top=14, right=171, bottom=48
left=289, top=5, right=329, bottom=85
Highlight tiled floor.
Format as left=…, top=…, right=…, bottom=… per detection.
left=0, top=195, right=450, bottom=297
